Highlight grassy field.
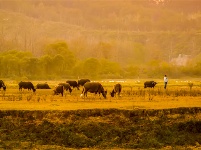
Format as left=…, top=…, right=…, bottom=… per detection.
left=1, top=79, right=201, bottom=149
left=0, top=79, right=201, bottom=110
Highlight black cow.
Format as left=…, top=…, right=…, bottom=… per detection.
left=82, top=82, right=107, bottom=99
left=0, top=80, right=6, bottom=91
left=78, top=79, right=90, bottom=87
left=144, top=81, right=157, bottom=88
left=19, top=81, right=36, bottom=92
left=36, top=83, right=51, bottom=89
left=66, top=80, right=79, bottom=90
left=53, top=85, right=64, bottom=96
left=58, top=83, right=72, bottom=94
left=111, top=83, right=122, bottom=97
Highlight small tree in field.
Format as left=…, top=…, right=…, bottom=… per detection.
left=188, top=83, right=193, bottom=90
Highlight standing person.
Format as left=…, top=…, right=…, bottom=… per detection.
left=164, top=75, right=168, bottom=89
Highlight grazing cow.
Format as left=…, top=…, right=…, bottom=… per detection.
left=78, top=79, right=90, bottom=87
left=36, top=83, right=51, bottom=89
left=0, top=80, right=6, bottom=91
left=58, top=83, right=72, bottom=94
left=82, top=82, right=107, bottom=99
left=19, top=81, right=36, bottom=92
left=111, top=83, right=122, bottom=97
left=66, top=80, right=79, bottom=90
left=144, top=81, right=157, bottom=88
left=53, top=85, right=64, bottom=96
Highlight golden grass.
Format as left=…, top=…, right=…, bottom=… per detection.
left=0, top=79, right=201, bottom=110
left=0, top=90, right=201, bottom=110
left=0, top=97, right=201, bottom=110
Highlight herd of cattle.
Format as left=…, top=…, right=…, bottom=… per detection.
left=0, top=79, right=158, bottom=98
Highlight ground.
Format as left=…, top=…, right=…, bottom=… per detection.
left=0, top=79, right=201, bottom=149
left=0, top=96, right=201, bottom=110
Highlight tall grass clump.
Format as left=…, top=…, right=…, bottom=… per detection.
left=121, top=87, right=191, bottom=98
left=188, top=83, right=194, bottom=90
left=26, top=94, right=33, bottom=101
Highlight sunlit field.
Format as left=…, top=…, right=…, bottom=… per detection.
left=1, top=79, right=201, bottom=110
left=1, top=79, right=201, bottom=149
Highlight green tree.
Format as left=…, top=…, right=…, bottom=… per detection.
left=25, top=57, right=39, bottom=77
left=99, top=59, right=121, bottom=78
left=83, top=58, right=100, bottom=77
left=0, top=50, right=33, bottom=78
left=52, top=54, right=64, bottom=74
left=44, top=42, right=69, bottom=56
left=72, top=61, right=84, bottom=77
left=44, top=41, right=76, bottom=71
left=123, top=65, right=140, bottom=78
left=39, top=55, right=53, bottom=75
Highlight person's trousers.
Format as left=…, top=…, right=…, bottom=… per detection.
left=164, top=82, right=167, bottom=89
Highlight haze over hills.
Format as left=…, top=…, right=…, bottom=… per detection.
left=0, top=0, right=201, bottom=79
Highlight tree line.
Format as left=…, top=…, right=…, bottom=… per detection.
left=0, top=41, right=201, bottom=80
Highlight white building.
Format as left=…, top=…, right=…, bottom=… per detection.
left=171, top=54, right=191, bottom=66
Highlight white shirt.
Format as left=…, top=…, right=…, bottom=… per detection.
left=164, top=76, right=168, bottom=82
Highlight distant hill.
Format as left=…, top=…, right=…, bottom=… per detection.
left=0, top=0, right=201, bottom=65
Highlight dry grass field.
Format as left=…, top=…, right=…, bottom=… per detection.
left=1, top=79, right=201, bottom=149
left=0, top=79, right=201, bottom=110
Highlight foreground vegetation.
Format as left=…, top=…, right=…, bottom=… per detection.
left=1, top=108, right=201, bottom=149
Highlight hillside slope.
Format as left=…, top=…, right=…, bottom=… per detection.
left=0, top=0, right=201, bottom=77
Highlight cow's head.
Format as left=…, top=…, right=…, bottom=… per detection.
left=69, top=87, right=72, bottom=93
left=152, top=82, right=157, bottom=86
left=3, top=85, right=6, bottom=91
left=102, top=90, right=107, bottom=99
left=110, top=90, right=115, bottom=97
left=53, top=89, right=57, bottom=95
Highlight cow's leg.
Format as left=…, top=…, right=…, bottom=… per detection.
left=113, top=91, right=116, bottom=97
left=84, top=91, right=87, bottom=98
left=20, top=87, right=23, bottom=91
